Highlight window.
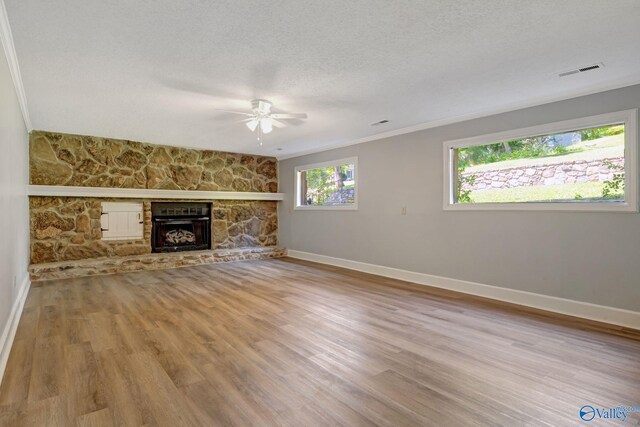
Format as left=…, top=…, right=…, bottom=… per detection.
left=295, top=157, right=358, bottom=210
left=444, top=110, right=638, bottom=212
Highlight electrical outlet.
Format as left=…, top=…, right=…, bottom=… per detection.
left=401, top=206, right=407, bottom=215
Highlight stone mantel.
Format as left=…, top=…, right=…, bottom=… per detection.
left=28, top=185, right=284, bottom=201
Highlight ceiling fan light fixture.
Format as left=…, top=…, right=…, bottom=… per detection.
left=260, top=118, right=273, bottom=134
left=219, top=99, right=306, bottom=146
left=246, top=118, right=259, bottom=132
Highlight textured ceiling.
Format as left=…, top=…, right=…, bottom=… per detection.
left=6, top=0, right=640, bottom=157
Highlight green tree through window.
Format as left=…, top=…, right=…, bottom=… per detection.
left=300, top=162, right=355, bottom=206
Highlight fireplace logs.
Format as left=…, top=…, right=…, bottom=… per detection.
left=165, top=229, right=197, bottom=245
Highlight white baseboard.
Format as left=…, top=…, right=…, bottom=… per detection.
left=0, top=274, right=31, bottom=386
left=287, top=250, right=640, bottom=331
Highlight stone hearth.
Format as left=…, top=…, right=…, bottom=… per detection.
left=29, top=247, right=287, bottom=281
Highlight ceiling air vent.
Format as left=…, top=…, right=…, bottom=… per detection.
left=370, top=119, right=390, bottom=126
left=559, top=63, right=604, bottom=78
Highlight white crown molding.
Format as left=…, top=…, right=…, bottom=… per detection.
left=28, top=185, right=284, bottom=201
left=0, top=275, right=30, bottom=387
left=287, top=250, right=640, bottom=331
left=0, top=0, right=32, bottom=131
left=277, top=75, right=640, bottom=161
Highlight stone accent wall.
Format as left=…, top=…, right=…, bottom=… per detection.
left=29, top=131, right=278, bottom=192
left=30, top=197, right=151, bottom=264
left=212, top=200, right=278, bottom=249
left=461, top=156, right=624, bottom=191
left=30, top=197, right=278, bottom=264
left=28, top=131, right=281, bottom=269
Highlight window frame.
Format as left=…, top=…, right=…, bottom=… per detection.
left=294, top=156, right=358, bottom=210
left=443, top=109, right=638, bottom=213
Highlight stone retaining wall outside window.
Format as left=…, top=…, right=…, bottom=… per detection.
left=460, top=156, right=624, bottom=191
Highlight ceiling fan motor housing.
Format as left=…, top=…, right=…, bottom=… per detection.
left=251, top=99, right=272, bottom=115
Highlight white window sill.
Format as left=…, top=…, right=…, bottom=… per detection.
left=444, top=201, right=638, bottom=213
left=294, top=204, right=358, bottom=211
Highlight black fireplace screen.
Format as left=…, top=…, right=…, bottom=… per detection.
left=151, top=203, right=211, bottom=253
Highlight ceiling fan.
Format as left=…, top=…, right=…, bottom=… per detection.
left=218, top=99, right=307, bottom=145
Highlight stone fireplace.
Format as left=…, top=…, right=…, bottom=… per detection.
left=151, top=202, right=211, bottom=253
left=28, top=130, right=285, bottom=280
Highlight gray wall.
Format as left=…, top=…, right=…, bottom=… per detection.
left=279, top=84, right=640, bottom=312
left=0, top=39, right=30, bottom=350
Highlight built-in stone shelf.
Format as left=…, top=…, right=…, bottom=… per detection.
left=29, top=247, right=287, bottom=281
left=28, top=185, right=284, bottom=201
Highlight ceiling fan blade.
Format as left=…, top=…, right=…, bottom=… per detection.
left=215, top=109, right=254, bottom=116
left=271, top=113, right=308, bottom=119
left=271, top=119, right=287, bottom=129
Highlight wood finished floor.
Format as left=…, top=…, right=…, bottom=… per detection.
left=0, top=258, right=639, bottom=426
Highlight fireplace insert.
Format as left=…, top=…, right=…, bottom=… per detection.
left=151, top=202, right=211, bottom=253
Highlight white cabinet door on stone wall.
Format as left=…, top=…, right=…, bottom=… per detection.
left=101, top=202, right=144, bottom=240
